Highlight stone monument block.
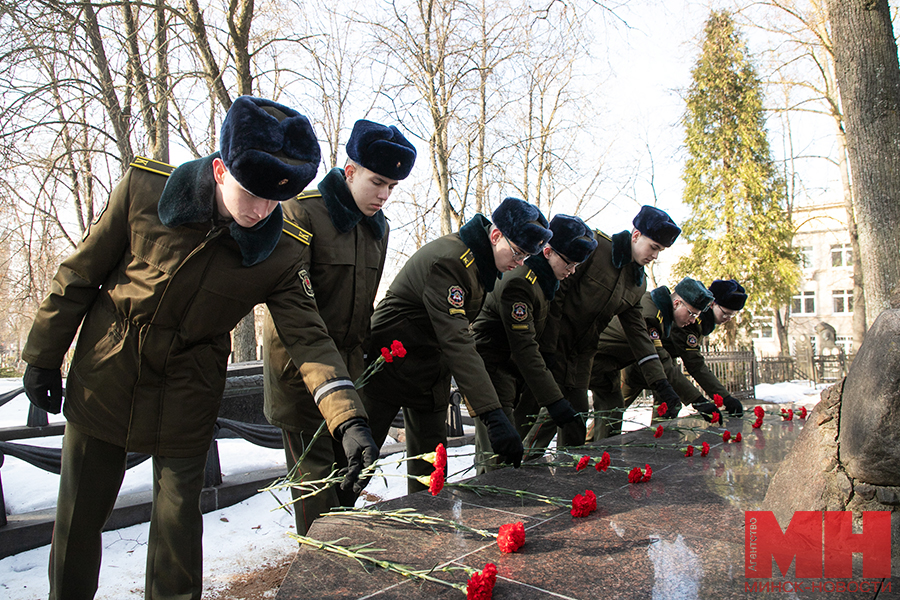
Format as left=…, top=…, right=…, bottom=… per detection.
left=839, top=309, right=900, bottom=486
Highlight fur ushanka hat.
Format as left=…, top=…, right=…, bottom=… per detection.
left=708, top=279, right=748, bottom=310
left=219, top=96, right=321, bottom=201
left=548, top=214, right=597, bottom=263
left=674, top=277, right=715, bottom=312
left=492, top=197, right=553, bottom=256
left=346, top=120, right=417, bottom=180
left=632, top=205, right=681, bottom=247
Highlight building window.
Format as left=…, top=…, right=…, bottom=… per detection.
left=752, top=316, right=774, bottom=339
left=799, top=246, right=813, bottom=270
left=792, top=291, right=816, bottom=315
left=836, top=336, right=853, bottom=356
left=832, top=289, right=853, bottom=314
left=831, top=243, right=852, bottom=268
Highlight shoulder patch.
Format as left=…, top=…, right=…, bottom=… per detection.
left=524, top=270, right=537, bottom=285
left=298, top=269, right=315, bottom=297
left=460, top=248, right=475, bottom=268
left=130, top=156, right=175, bottom=177
left=511, top=302, right=528, bottom=322
left=283, top=219, right=313, bottom=245
left=649, top=328, right=661, bottom=340
left=686, top=334, right=699, bottom=347
left=448, top=285, right=465, bottom=308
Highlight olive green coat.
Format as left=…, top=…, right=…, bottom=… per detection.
left=263, top=168, right=389, bottom=431
left=472, top=253, right=562, bottom=407
left=591, top=287, right=676, bottom=382
left=22, top=156, right=365, bottom=457
left=664, top=314, right=728, bottom=399
left=540, top=230, right=658, bottom=390
left=366, top=215, right=502, bottom=415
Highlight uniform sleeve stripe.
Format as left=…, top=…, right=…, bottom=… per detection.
left=313, top=379, right=356, bottom=404
left=637, top=354, right=659, bottom=366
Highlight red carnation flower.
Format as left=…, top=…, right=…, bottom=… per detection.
left=781, top=408, right=794, bottom=421
left=711, top=410, right=720, bottom=424
left=684, top=445, right=695, bottom=457
left=628, top=466, right=643, bottom=483
left=576, top=456, right=590, bottom=471
left=734, top=432, right=742, bottom=443
left=713, top=394, right=724, bottom=408
left=497, top=522, right=525, bottom=553
left=642, top=464, right=652, bottom=482
left=653, top=425, right=663, bottom=438
left=798, top=406, right=808, bottom=419
left=390, top=339, right=407, bottom=358
left=380, top=347, right=393, bottom=363
left=722, top=430, right=731, bottom=443
left=752, top=416, right=763, bottom=429
left=429, top=468, right=445, bottom=496
left=754, top=406, right=765, bottom=418
left=595, top=451, right=611, bottom=472
left=570, top=490, right=597, bottom=517
left=435, top=443, right=447, bottom=470
left=701, top=442, right=710, bottom=457
left=657, top=402, right=668, bottom=417
left=466, top=563, right=498, bottom=600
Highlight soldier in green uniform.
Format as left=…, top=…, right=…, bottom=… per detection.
left=588, top=277, right=716, bottom=440
left=620, top=278, right=747, bottom=417
left=262, top=119, right=416, bottom=534
left=20, top=97, right=380, bottom=600
left=363, top=197, right=553, bottom=493
left=471, top=215, right=597, bottom=473
left=515, top=205, right=684, bottom=452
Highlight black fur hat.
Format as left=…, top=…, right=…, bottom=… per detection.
left=632, top=205, right=681, bottom=247
left=548, top=214, right=597, bottom=263
left=674, top=277, right=715, bottom=312
left=347, top=119, right=417, bottom=180
left=492, top=197, right=552, bottom=255
left=708, top=279, right=747, bottom=310
left=220, top=96, right=321, bottom=201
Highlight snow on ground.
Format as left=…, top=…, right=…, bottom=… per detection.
left=0, top=378, right=823, bottom=599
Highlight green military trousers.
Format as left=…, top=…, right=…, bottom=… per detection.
left=281, top=427, right=354, bottom=534
left=362, top=390, right=447, bottom=495
left=50, top=423, right=207, bottom=600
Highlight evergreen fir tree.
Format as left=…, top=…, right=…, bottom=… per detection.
left=676, top=10, right=800, bottom=348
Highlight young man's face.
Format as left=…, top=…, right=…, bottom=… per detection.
left=631, top=230, right=666, bottom=265
left=490, top=227, right=530, bottom=272
left=673, top=296, right=703, bottom=328
left=213, top=158, right=279, bottom=228
left=345, top=163, right=399, bottom=217
left=545, top=246, right=578, bottom=280
left=712, top=302, right=739, bottom=325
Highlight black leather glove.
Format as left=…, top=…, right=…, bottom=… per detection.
left=479, top=408, right=523, bottom=468
left=650, top=379, right=680, bottom=416
left=23, top=364, right=63, bottom=414
left=546, top=398, right=577, bottom=426
left=334, top=417, right=379, bottom=494
left=722, top=395, right=744, bottom=417
left=692, top=401, right=723, bottom=423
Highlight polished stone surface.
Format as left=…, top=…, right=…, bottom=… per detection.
left=277, top=404, right=899, bottom=599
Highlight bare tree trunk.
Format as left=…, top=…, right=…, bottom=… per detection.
left=184, top=0, right=232, bottom=111
left=826, top=0, right=900, bottom=319
left=153, top=0, right=170, bottom=162
left=774, top=306, right=790, bottom=356
left=834, top=122, right=866, bottom=350
left=82, top=1, right=133, bottom=167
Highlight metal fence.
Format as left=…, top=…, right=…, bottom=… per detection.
left=694, top=348, right=757, bottom=399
